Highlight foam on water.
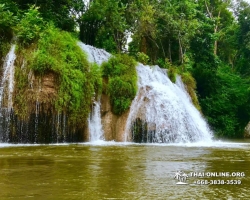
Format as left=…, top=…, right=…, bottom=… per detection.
left=0, top=140, right=249, bottom=148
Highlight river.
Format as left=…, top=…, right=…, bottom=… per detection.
left=0, top=140, right=249, bottom=199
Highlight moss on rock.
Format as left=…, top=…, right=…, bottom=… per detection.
left=14, top=25, right=102, bottom=127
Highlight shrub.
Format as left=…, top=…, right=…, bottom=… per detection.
left=137, top=52, right=149, bottom=65
left=200, top=65, right=250, bottom=138
left=15, top=6, right=44, bottom=45
left=181, top=72, right=201, bottom=110
left=101, top=54, right=137, bottom=115
left=167, top=66, right=178, bottom=83
left=0, top=3, right=15, bottom=35
left=0, top=3, right=16, bottom=58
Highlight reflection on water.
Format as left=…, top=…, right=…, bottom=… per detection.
left=0, top=142, right=249, bottom=199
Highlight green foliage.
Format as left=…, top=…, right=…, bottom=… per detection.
left=11, top=0, right=76, bottom=31
left=0, top=3, right=17, bottom=54
left=200, top=65, right=250, bottom=138
left=157, top=58, right=172, bottom=69
left=167, top=66, right=178, bottom=83
left=14, top=59, right=29, bottom=119
left=95, top=27, right=117, bottom=53
left=0, top=3, right=15, bottom=32
left=0, top=0, right=250, bottom=139
left=17, top=25, right=101, bottom=126
left=235, top=1, right=250, bottom=76
left=101, top=54, right=137, bottom=115
left=89, top=63, right=103, bottom=97
left=0, top=41, right=11, bottom=63
left=137, top=52, right=149, bottom=65
left=181, top=72, right=201, bottom=110
left=15, top=6, right=44, bottom=45
left=80, top=0, right=128, bottom=53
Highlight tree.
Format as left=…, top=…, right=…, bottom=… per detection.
left=202, top=0, right=233, bottom=56
left=234, top=0, right=250, bottom=75
left=130, top=0, right=157, bottom=55
left=80, top=0, right=128, bottom=53
left=158, top=0, right=199, bottom=64
left=11, top=0, right=76, bottom=31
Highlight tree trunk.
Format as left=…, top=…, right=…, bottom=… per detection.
left=214, top=38, right=218, bottom=55
left=140, top=36, right=147, bottom=54
left=178, top=32, right=183, bottom=64
left=213, top=10, right=220, bottom=56
left=205, top=1, right=220, bottom=56
left=168, top=39, right=172, bottom=63
left=160, top=39, right=166, bottom=59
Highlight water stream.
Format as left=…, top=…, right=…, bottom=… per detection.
left=88, top=101, right=104, bottom=142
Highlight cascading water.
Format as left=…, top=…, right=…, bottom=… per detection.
left=125, top=64, right=212, bottom=143
left=78, top=42, right=111, bottom=65
left=78, top=42, right=110, bottom=142
left=0, top=44, right=16, bottom=109
left=0, top=45, right=16, bottom=142
left=78, top=42, right=212, bottom=143
left=88, top=101, right=104, bottom=142
left=0, top=42, right=212, bottom=144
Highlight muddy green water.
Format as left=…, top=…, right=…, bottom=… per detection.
left=0, top=141, right=250, bottom=200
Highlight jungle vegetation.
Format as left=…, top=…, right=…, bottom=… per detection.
left=1, top=0, right=250, bottom=138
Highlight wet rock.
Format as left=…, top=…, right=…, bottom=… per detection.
left=244, top=122, right=250, bottom=138
left=100, top=93, right=130, bottom=142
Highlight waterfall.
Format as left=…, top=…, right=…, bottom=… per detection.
left=78, top=42, right=111, bottom=65
left=0, top=44, right=16, bottom=110
left=88, top=101, right=104, bottom=142
left=124, top=64, right=212, bottom=143
left=0, top=45, right=16, bottom=142
left=78, top=42, right=212, bottom=143
left=0, top=42, right=212, bottom=144
left=78, top=42, right=110, bottom=142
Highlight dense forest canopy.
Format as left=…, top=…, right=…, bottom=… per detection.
left=1, top=0, right=250, bottom=138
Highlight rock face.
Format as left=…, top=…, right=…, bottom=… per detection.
left=1, top=69, right=86, bottom=143
left=100, top=93, right=130, bottom=142
left=244, top=122, right=250, bottom=138
left=26, top=71, right=57, bottom=111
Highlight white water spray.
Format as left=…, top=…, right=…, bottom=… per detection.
left=78, top=42, right=111, bottom=65
left=88, top=101, right=104, bottom=142
left=125, top=64, right=213, bottom=143
left=0, top=44, right=16, bottom=110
